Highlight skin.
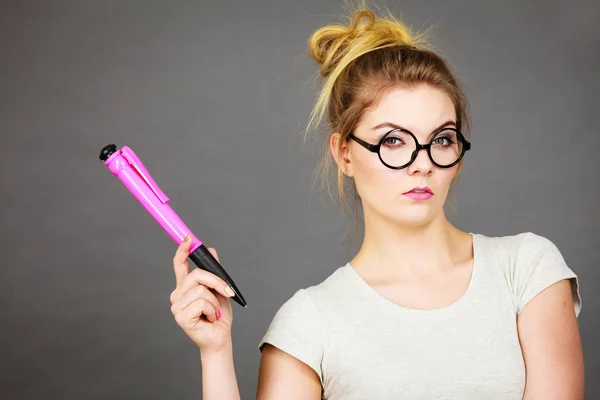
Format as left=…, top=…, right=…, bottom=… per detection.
left=171, top=84, right=584, bottom=399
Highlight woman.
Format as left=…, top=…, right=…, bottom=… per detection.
left=169, top=6, right=584, bottom=399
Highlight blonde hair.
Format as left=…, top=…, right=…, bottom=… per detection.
left=304, top=2, right=472, bottom=242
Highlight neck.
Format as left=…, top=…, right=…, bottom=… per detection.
left=351, top=205, right=470, bottom=279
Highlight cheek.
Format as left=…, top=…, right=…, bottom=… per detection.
left=431, top=168, right=458, bottom=199
left=353, top=162, right=408, bottom=204
left=439, top=167, right=458, bottom=187
left=350, top=148, right=381, bottom=176
left=352, top=153, right=392, bottom=186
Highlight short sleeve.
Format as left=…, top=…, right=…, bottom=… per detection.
left=258, top=289, right=328, bottom=382
left=511, top=232, right=582, bottom=317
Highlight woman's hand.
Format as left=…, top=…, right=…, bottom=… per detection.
left=170, top=235, right=235, bottom=355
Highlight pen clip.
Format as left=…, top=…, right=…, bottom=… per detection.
left=121, top=146, right=170, bottom=204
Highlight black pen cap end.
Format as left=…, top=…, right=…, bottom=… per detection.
left=99, top=144, right=117, bottom=161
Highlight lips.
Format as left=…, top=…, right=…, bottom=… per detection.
left=404, top=186, right=433, bottom=195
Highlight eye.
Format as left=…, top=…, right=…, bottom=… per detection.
left=432, top=136, right=456, bottom=146
left=382, top=137, right=405, bottom=147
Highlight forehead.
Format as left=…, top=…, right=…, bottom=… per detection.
left=360, top=85, right=456, bottom=133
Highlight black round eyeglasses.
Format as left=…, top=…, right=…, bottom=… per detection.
left=348, top=127, right=471, bottom=170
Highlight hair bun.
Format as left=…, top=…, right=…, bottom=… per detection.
left=307, top=8, right=419, bottom=78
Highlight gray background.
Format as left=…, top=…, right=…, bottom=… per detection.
left=1, top=0, right=598, bottom=398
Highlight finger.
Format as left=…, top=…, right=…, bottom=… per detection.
left=174, top=284, right=221, bottom=314
left=179, top=267, right=235, bottom=299
left=181, top=297, right=217, bottom=324
left=207, top=247, right=219, bottom=263
left=173, top=234, right=193, bottom=287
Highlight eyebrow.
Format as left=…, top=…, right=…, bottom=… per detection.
left=372, top=120, right=457, bottom=136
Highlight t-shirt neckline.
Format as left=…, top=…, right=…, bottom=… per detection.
left=343, top=232, right=480, bottom=316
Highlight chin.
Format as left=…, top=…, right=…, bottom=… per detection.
left=388, top=208, right=438, bottom=227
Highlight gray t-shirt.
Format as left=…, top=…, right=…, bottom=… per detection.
left=258, top=232, right=582, bottom=400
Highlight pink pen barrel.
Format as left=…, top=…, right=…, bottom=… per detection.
left=104, top=151, right=202, bottom=253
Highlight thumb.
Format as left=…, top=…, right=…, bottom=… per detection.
left=207, top=247, right=220, bottom=263
left=173, top=234, right=194, bottom=286
left=206, top=247, right=234, bottom=316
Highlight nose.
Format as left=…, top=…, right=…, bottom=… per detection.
left=406, top=147, right=433, bottom=175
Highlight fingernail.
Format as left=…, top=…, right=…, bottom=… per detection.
left=225, top=286, right=235, bottom=297
left=183, top=234, right=191, bottom=242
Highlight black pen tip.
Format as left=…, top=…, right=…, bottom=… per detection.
left=232, top=292, right=247, bottom=308
left=228, top=281, right=247, bottom=308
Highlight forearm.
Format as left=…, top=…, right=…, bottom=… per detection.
left=522, top=385, right=584, bottom=400
left=200, top=343, right=240, bottom=400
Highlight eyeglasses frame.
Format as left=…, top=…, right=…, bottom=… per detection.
left=347, top=127, right=471, bottom=170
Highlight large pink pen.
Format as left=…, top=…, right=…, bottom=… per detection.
left=99, top=144, right=247, bottom=308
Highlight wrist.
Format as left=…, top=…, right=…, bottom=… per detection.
left=199, top=341, right=240, bottom=400
left=200, top=341, right=233, bottom=362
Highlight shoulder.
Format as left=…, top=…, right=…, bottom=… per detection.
left=510, top=231, right=563, bottom=255
left=478, top=231, right=581, bottom=316
left=257, top=264, right=349, bottom=380
left=476, top=230, right=548, bottom=251
left=476, top=231, right=563, bottom=269
left=269, top=264, right=349, bottom=315
left=496, top=231, right=570, bottom=276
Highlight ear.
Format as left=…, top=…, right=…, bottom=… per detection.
left=330, top=132, right=353, bottom=177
